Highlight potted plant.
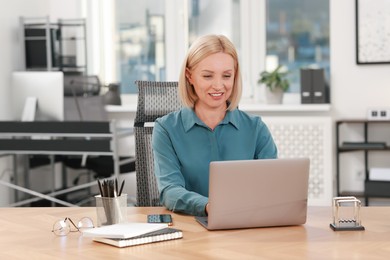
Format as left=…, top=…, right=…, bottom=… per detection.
left=258, top=65, right=290, bottom=104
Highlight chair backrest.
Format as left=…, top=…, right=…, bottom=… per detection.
left=63, top=74, right=107, bottom=121
left=134, top=81, right=182, bottom=206
left=64, top=74, right=101, bottom=97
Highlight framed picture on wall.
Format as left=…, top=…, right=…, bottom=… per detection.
left=356, top=0, right=390, bottom=64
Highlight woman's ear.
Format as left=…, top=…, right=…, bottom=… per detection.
left=185, top=68, right=192, bottom=84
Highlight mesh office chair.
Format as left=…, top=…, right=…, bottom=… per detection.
left=134, top=81, right=182, bottom=206
left=64, top=74, right=101, bottom=97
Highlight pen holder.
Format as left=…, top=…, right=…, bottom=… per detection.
left=95, top=194, right=127, bottom=227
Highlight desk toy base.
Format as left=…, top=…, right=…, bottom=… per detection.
left=329, top=223, right=365, bottom=231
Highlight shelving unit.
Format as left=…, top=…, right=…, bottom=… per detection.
left=20, top=16, right=87, bottom=75
left=57, top=18, right=87, bottom=74
left=336, top=119, right=390, bottom=205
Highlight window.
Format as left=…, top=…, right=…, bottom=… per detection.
left=188, top=0, right=240, bottom=47
left=93, top=0, right=329, bottom=99
left=265, top=0, right=330, bottom=93
left=115, top=0, right=166, bottom=93
left=187, top=0, right=247, bottom=96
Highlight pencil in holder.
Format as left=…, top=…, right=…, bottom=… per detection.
left=95, top=194, right=127, bottom=227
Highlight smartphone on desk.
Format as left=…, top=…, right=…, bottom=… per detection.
left=147, top=214, right=173, bottom=226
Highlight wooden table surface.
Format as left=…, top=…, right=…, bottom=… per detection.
left=0, top=206, right=389, bottom=259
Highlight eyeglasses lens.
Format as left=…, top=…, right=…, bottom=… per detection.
left=52, top=220, right=71, bottom=236
left=78, top=217, right=94, bottom=230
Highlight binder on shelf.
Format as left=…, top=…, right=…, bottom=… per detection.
left=300, top=69, right=312, bottom=104
left=300, top=68, right=329, bottom=104
left=312, top=69, right=327, bottom=104
left=93, top=227, right=183, bottom=248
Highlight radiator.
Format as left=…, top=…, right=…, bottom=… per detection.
left=263, top=116, right=333, bottom=206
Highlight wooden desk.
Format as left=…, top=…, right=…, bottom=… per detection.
left=0, top=206, right=389, bottom=259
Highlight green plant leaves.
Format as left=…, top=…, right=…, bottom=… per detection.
left=258, top=65, right=290, bottom=92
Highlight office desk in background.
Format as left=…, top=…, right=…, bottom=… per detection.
left=0, top=206, right=389, bottom=259
left=0, top=121, right=133, bottom=206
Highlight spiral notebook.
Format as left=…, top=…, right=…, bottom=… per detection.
left=82, top=222, right=168, bottom=239
left=93, top=228, right=183, bottom=248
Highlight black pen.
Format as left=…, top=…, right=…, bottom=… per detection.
left=103, top=180, right=109, bottom=197
left=110, top=180, right=115, bottom=197
left=118, top=180, right=125, bottom=196
left=115, top=178, right=119, bottom=197
left=97, top=179, right=103, bottom=197
left=107, top=180, right=112, bottom=198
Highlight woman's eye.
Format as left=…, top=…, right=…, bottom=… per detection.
left=223, top=75, right=231, bottom=78
left=203, top=75, right=212, bottom=78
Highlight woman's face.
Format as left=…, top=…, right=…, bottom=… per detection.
left=186, top=52, right=235, bottom=110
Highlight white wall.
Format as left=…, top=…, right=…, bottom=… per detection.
left=330, top=0, right=390, bottom=194
left=330, top=0, right=390, bottom=119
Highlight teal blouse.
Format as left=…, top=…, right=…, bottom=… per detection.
left=152, top=107, right=278, bottom=216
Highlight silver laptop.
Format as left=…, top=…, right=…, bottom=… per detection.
left=195, top=158, right=310, bottom=230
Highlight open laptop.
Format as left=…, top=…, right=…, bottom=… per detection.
left=195, top=158, right=310, bottom=230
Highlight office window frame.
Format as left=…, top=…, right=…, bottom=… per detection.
left=88, top=0, right=329, bottom=101
left=265, top=0, right=330, bottom=94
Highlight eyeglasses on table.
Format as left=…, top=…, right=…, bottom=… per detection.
left=52, top=217, right=94, bottom=236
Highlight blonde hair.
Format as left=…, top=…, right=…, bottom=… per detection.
left=178, top=34, right=242, bottom=111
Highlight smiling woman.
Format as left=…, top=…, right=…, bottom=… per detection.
left=185, top=52, right=235, bottom=128
left=151, top=34, right=278, bottom=217
left=179, top=35, right=242, bottom=112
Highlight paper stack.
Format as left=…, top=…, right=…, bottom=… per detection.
left=82, top=222, right=183, bottom=248
left=369, top=168, right=390, bottom=181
